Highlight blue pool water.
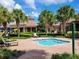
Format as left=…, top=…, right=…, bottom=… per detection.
left=33, top=39, right=69, bottom=46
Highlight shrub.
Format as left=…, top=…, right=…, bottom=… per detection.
left=20, top=32, right=33, bottom=37
left=61, top=53, right=70, bottom=59
left=65, top=31, right=79, bottom=38
left=51, top=54, right=62, bottom=59
left=0, top=49, right=25, bottom=59
left=37, top=32, right=64, bottom=37
left=51, top=53, right=79, bottom=59
left=0, top=49, right=13, bottom=59
left=9, top=32, right=33, bottom=38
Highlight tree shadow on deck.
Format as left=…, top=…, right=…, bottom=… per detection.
left=18, top=50, right=49, bottom=59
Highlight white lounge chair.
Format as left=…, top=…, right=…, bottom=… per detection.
left=54, top=30, right=57, bottom=34
left=33, top=33, right=38, bottom=37
left=1, top=37, right=18, bottom=47
left=0, top=32, right=18, bottom=47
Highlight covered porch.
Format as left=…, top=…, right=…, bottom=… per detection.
left=66, top=21, right=79, bottom=31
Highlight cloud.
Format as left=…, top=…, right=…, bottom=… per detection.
left=31, top=11, right=40, bottom=17
left=38, top=0, right=74, bottom=5
left=23, top=11, right=40, bottom=18
left=14, top=4, right=22, bottom=9
left=69, top=0, right=73, bottom=2
left=75, top=8, right=79, bottom=13
left=23, top=0, right=73, bottom=9
left=75, top=8, right=79, bottom=11
left=0, top=0, right=15, bottom=12
left=24, top=0, right=36, bottom=9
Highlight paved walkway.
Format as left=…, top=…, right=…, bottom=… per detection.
left=9, top=37, right=79, bottom=59
left=18, top=50, right=51, bottom=59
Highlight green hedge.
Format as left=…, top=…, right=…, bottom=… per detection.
left=9, top=32, right=33, bottom=38
left=65, top=31, right=79, bottom=38
left=36, top=32, right=64, bottom=37
left=51, top=53, right=79, bottom=59
left=8, top=32, right=64, bottom=38
left=20, top=32, right=33, bottom=37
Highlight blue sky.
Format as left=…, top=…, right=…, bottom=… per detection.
left=0, top=0, right=79, bottom=23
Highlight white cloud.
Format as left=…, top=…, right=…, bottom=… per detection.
left=75, top=8, right=79, bottom=11
left=14, top=4, right=22, bottom=9
left=38, top=0, right=74, bottom=5
left=24, top=0, right=73, bottom=9
left=69, top=0, right=73, bottom=2
left=31, top=11, right=40, bottom=17
left=24, top=0, right=36, bottom=9
left=0, top=0, right=15, bottom=12
left=26, top=14, right=29, bottom=16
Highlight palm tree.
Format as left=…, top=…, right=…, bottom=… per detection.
left=0, top=4, right=15, bottom=36
left=13, top=9, right=27, bottom=38
left=39, top=10, right=55, bottom=33
left=74, top=14, right=79, bottom=21
left=21, top=14, right=28, bottom=32
left=0, top=5, right=13, bottom=33
left=49, top=13, right=56, bottom=33
left=57, top=5, right=75, bottom=35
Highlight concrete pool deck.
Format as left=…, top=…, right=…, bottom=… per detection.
left=9, top=37, right=79, bottom=59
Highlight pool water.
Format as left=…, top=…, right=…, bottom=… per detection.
left=33, top=39, right=69, bottom=46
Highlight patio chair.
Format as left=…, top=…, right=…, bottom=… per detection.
left=0, top=40, right=5, bottom=47
left=54, top=30, right=57, bottom=34
left=0, top=31, right=18, bottom=47
left=0, top=32, right=5, bottom=47
left=33, top=33, right=38, bottom=37
left=1, top=37, right=18, bottom=47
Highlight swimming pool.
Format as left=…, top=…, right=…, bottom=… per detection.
left=33, top=39, right=69, bottom=46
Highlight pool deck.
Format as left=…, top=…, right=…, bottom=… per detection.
left=9, top=37, right=79, bottom=59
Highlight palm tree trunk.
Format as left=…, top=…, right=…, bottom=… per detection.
left=44, top=24, right=47, bottom=36
left=50, top=24, right=54, bottom=33
left=50, top=27, right=52, bottom=33
left=2, top=22, right=7, bottom=36
left=23, top=24, right=26, bottom=32
left=61, top=20, right=66, bottom=35
left=60, top=22, right=64, bottom=34
left=23, top=27, right=26, bottom=32
left=16, top=20, right=20, bottom=38
left=46, top=26, right=48, bottom=33
left=45, top=22, right=49, bottom=33
left=23, top=22, right=26, bottom=32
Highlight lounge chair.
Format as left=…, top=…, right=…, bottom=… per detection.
left=0, top=31, right=18, bottom=47
left=0, top=40, right=5, bottom=47
left=1, top=37, right=18, bottom=47
left=33, top=33, right=38, bottom=37
left=0, top=32, right=5, bottom=47
left=54, top=30, right=57, bottom=34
